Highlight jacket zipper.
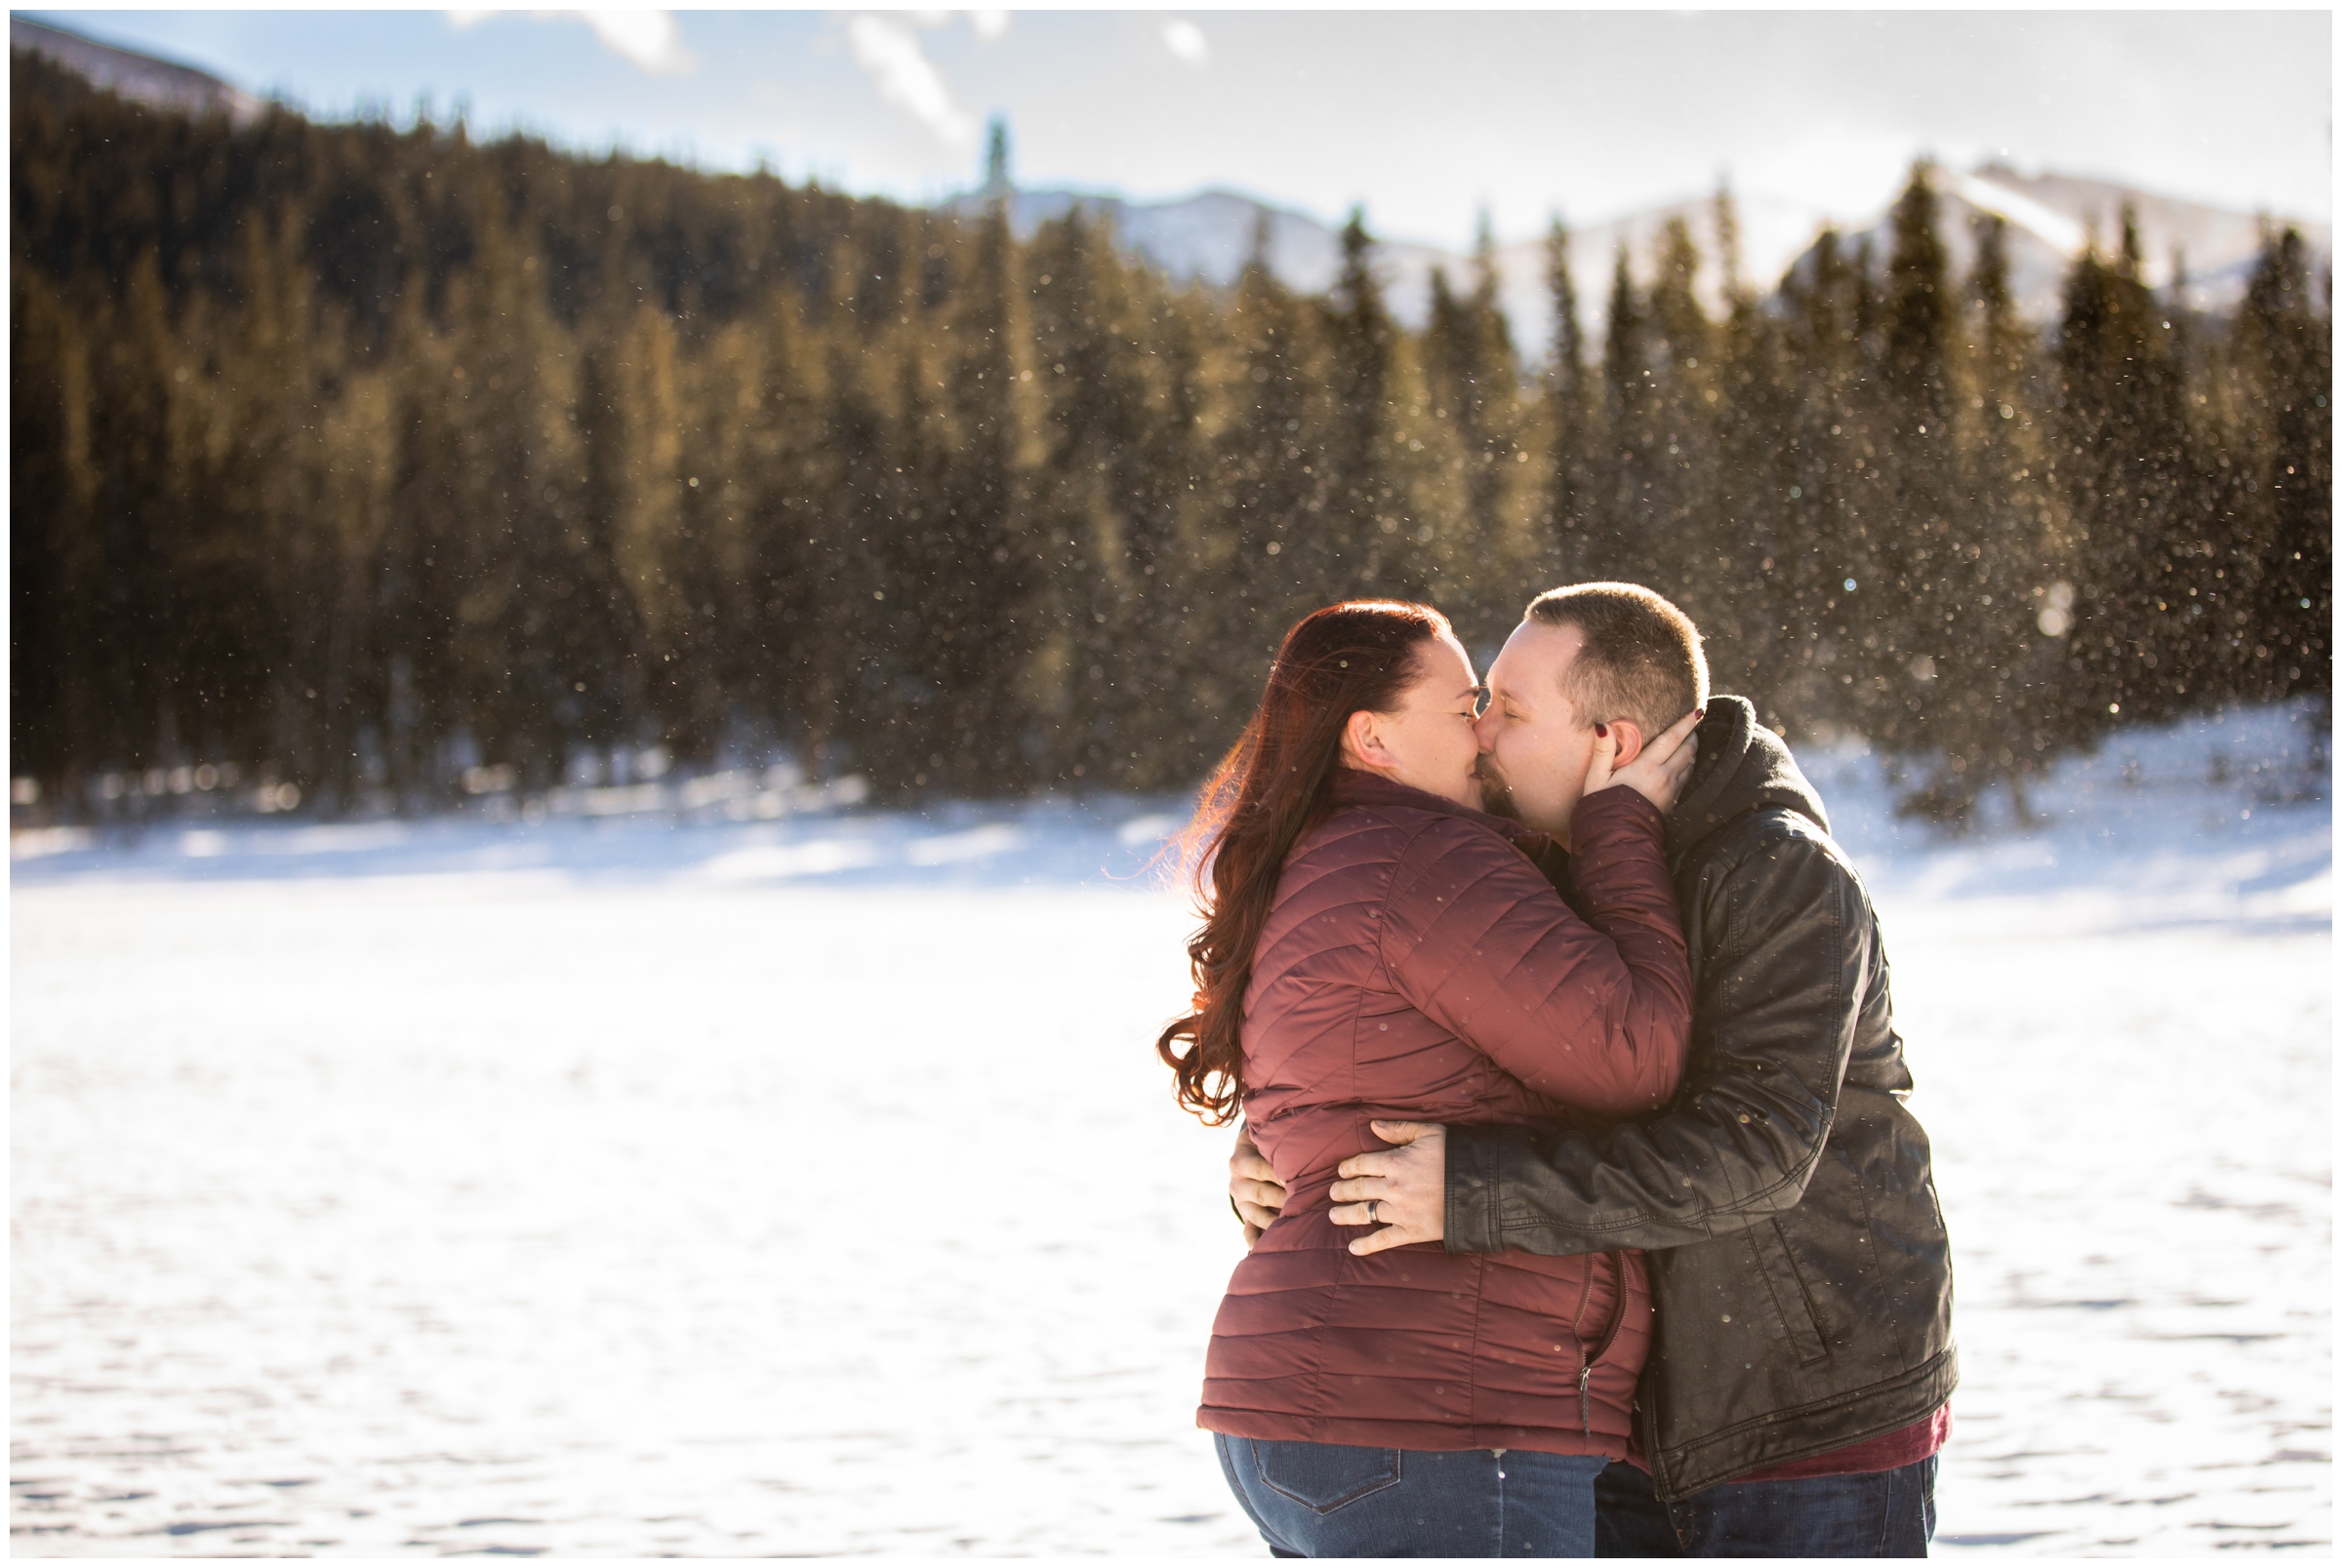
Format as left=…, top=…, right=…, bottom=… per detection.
left=1580, top=1252, right=1632, bottom=1440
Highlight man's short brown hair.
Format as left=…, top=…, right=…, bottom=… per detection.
left=1523, top=583, right=1709, bottom=735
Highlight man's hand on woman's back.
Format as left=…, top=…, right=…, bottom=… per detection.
left=1329, top=1121, right=1446, bottom=1254
left=1232, top=1120, right=1451, bottom=1256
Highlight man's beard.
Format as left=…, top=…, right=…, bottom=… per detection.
left=1474, top=760, right=1522, bottom=822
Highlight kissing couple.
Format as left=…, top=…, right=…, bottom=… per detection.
left=1158, top=583, right=1957, bottom=1557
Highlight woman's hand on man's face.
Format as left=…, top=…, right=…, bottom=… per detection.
left=1587, top=707, right=1702, bottom=814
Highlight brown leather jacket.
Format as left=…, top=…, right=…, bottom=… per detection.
left=1443, top=699, right=1958, bottom=1496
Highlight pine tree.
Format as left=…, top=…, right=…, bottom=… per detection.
left=1948, top=211, right=2069, bottom=820
left=1699, top=184, right=1789, bottom=707
left=735, top=283, right=828, bottom=776
left=1320, top=206, right=1397, bottom=595
left=982, top=115, right=1012, bottom=200
left=10, top=256, right=93, bottom=797
left=1423, top=218, right=1520, bottom=602
left=1875, top=173, right=2075, bottom=824
left=85, top=252, right=201, bottom=785
left=1864, top=161, right=1960, bottom=765
left=1770, top=227, right=1873, bottom=728
left=1636, top=217, right=1719, bottom=619
left=802, top=328, right=893, bottom=783
left=2053, top=206, right=2198, bottom=735
left=429, top=184, right=589, bottom=784
left=1106, top=267, right=1213, bottom=788
left=2230, top=225, right=2332, bottom=701
left=1213, top=218, right=1326, bottom=642
left=1594, top=242, right=1660, bottom=587
left=1029, top=208, right=1177, bottom=787
left=1543, top=216, right=1596, bottom=585
left=309, top=335, right=398, bottom=803
left=561, top=301, right=664, bottom=781
left=930, top=201, right=1037, bottom=793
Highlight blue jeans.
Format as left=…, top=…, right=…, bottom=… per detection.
left=1215, top=1433, right=1609, bottom=1558
left=1594, top=1455, right=1937, bottom=1557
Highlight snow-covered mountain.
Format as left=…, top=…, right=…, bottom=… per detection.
left=950, top=171, right=2329, bottom=359
left=944, top=183, right=1838, bottom=358
left=10, top=16, right=262, bottom=126
left=1782, top=165, right=2332, bottom=325
left=19, top=16, right=2322, bottom=351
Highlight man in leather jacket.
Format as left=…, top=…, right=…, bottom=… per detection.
left=1230, top=585, right=1955, bottom=1555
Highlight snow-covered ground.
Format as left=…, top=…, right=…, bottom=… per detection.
left=12, top=702, right=2330, bottom=1556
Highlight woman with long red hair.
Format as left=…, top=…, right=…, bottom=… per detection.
left=1159, top=600, right=1697, bottom=1557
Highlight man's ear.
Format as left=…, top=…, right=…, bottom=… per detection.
left=1606, top=719, right=1648, bottom=768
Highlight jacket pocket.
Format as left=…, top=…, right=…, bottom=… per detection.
left=1252, top=1439, right=1404, bottom=1514
left=1748, top=1220, right=1830, bottom=1366
left=1573, top=1252, right=1637, bottom=1438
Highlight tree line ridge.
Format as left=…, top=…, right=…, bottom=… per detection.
left=9, top=52, right=2330, bottom=824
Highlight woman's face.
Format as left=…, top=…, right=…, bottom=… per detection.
left=1340, top=632, right=1487, bottom=810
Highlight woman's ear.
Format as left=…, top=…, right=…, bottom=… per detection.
left=1606, top=719, right=1648, bottom=769
left=1342, top=708, right=1395, bottom=772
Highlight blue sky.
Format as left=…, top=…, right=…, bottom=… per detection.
left=24, top=10, right=2333, bottom=246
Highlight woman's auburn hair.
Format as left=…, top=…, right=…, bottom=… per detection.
left=1157, top=599, right=1454, bottom=1123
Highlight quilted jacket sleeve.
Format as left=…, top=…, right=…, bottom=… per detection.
left=1378, top=789, right=1691, bottom=1120
left=1442, top=819, right=1871, bottom=1256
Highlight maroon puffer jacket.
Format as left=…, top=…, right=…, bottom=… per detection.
left=1198, top=768, right=1691, bottom=1459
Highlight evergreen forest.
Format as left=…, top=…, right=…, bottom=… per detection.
left=11, top=54, right=2331, bottom=824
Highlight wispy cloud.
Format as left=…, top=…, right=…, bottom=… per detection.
left=446, top=10, right=694, bottom=75
left=909, top=9, right=1007, bottom=40
left=1163, top=18, right=1208, bottom=67
left=848, top=14, right=974, bottom=145
left=581, top=11, right=691, bottom=74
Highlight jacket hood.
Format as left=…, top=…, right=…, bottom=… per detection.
left=1665, top=696, right=1830, bottom=864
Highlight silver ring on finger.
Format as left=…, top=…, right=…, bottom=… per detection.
left=1367, top=1199, right=1379, bottom=1224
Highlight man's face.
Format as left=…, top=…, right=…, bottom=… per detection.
left=1475, top=619, right=1600, bottom=840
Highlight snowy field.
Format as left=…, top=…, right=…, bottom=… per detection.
left=12, top=702, right=2330, bottom=1556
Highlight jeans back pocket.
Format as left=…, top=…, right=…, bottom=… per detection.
left=1252, top=1439, right=1404, bottom=1514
